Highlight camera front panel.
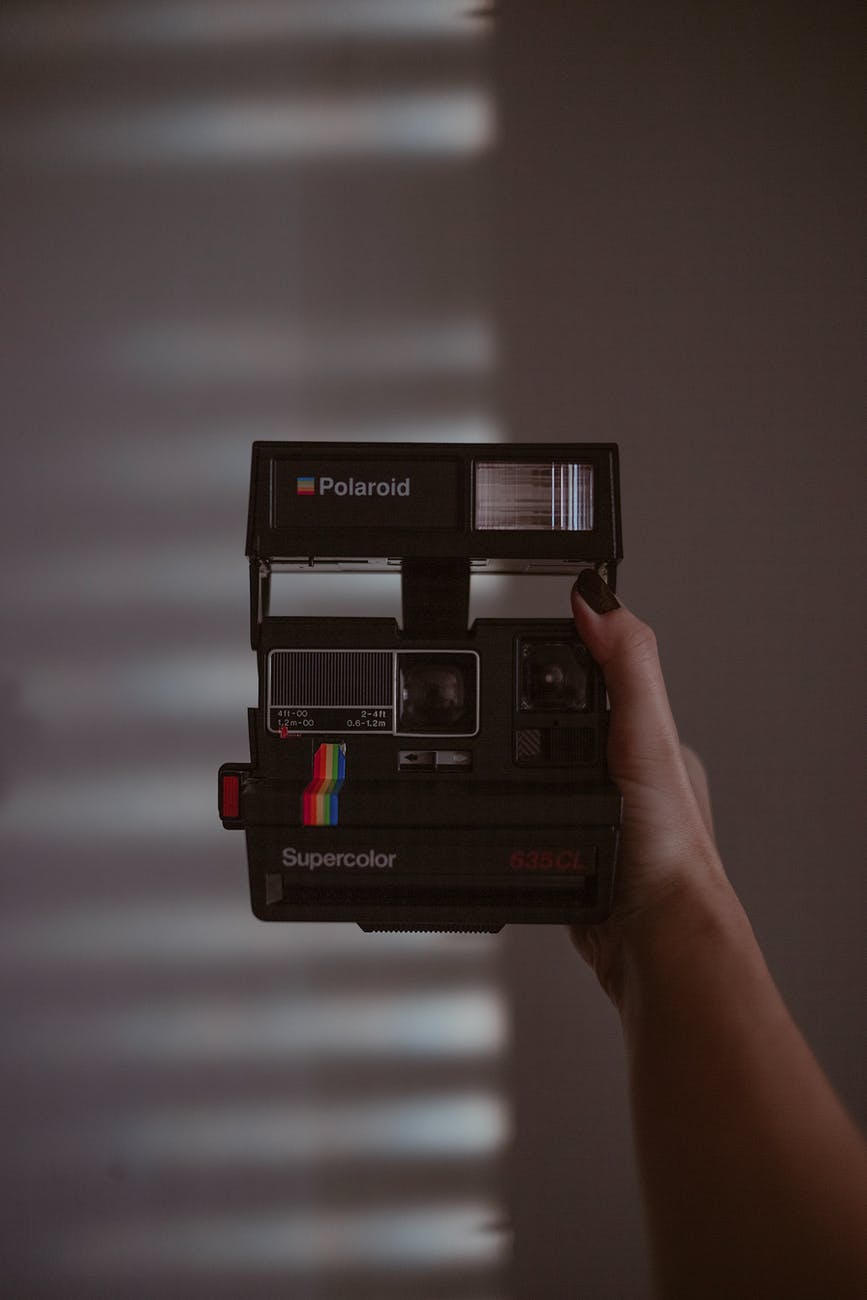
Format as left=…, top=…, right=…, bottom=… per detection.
left=220, top=617, right=620, bottom=929
left=265, top=648, right=480, bottom=738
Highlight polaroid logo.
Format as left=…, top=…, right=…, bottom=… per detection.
left=297, top=474, right=411, bottom=498
left=282, top=846, right=397, bottom=871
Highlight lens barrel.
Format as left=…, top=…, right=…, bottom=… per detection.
left=398, top=654, right=477, bottom=734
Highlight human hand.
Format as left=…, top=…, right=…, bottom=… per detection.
left=569, top=569, right=732, bottom=1004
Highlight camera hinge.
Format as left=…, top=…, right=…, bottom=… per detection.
left=249, top=558, right=271, bottom=650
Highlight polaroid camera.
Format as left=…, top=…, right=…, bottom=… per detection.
left=219, top=442, right=623, bottom=932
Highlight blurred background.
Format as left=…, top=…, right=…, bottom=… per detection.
left=0, top=2, right=863, bottom=1297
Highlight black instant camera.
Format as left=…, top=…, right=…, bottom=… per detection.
left=219, top=442, right=622, bottom=932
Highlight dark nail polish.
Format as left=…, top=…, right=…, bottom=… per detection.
left=573, top=569, right=621, bottom=614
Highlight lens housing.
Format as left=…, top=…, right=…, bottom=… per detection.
left=518, top=639, right=589, bottom=712
left=397, top=653, right=478, bottom=735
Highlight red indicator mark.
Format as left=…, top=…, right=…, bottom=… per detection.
left=221, top=774, right=240, bottom=819
left=280, top=726, right=289, bottom=739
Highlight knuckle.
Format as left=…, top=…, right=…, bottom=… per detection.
left=680, top=743, right=708, bottom=789
left=624, top=619, right=658, bottom=662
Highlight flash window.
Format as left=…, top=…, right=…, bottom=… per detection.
left=474, top=461, right=594, bottom=532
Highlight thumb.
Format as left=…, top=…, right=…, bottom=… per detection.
left=570, top=570, right=683, bottom=770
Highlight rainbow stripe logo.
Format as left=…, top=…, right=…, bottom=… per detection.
left=302, top=742, right=346, bottom=826
left=296, top=476, right=315, bottom=495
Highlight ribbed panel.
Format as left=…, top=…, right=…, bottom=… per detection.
left=360, top=927, right=503, bottom=934
left=270, top=650, right=392, bottom=708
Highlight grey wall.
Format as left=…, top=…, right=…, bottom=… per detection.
left=0, top=6, right=509, bottom=1298
left=495, top=4, right=865, bottom=1297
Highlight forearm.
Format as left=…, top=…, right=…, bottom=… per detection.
left=618, top=865, right=867, bottom=1298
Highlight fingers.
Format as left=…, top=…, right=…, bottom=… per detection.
left=570, top=570, right=719, bottom=867
left=570, top=573, right=683, bottom=769
left=569, top=571, right=727, bottom=914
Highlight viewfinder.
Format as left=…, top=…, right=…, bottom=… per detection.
left=518, top=639, right=590, bottom=711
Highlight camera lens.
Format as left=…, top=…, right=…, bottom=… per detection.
left=398, top=654, right=477, bottom=734
left=519, top=640, right=588, bottom=711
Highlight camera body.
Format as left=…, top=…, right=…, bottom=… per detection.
left=219, top=442, right=622, bottom=932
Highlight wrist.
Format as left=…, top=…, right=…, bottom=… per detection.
left=616, top=855, right=755, bottom=1026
